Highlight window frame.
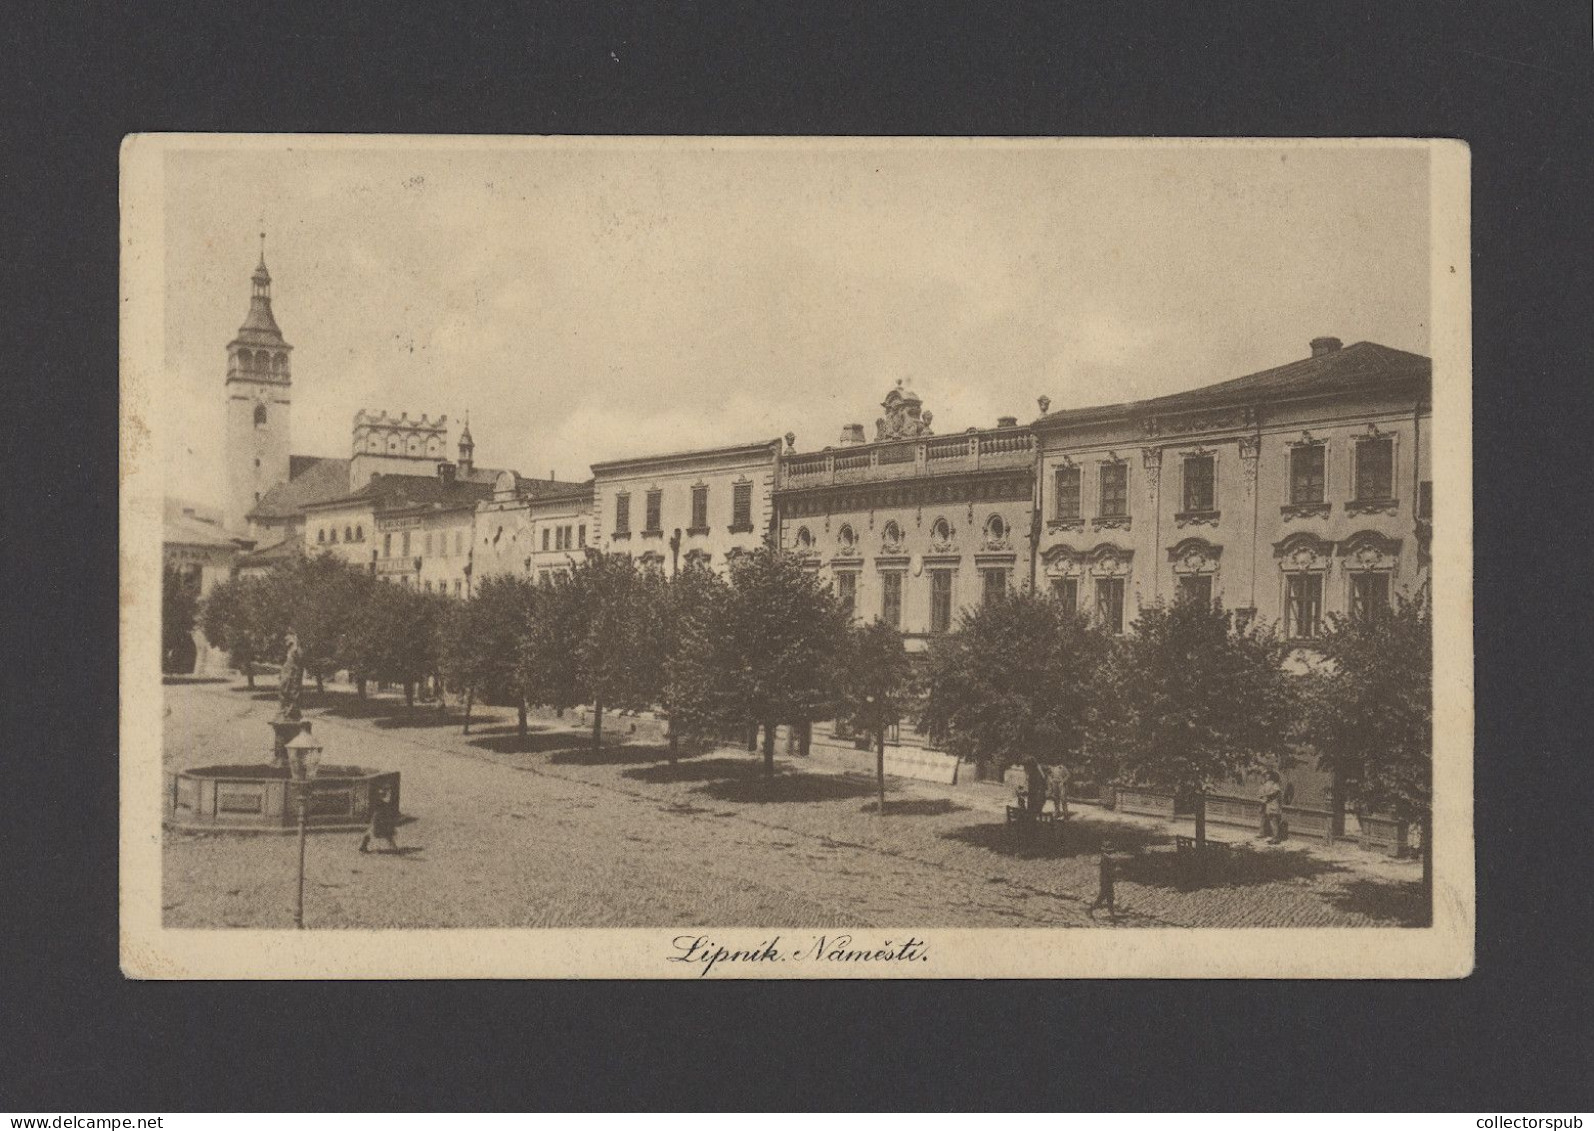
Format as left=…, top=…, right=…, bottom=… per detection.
left=1285, top=571, right=1325, bottom=640
left=880, top=570, right=903, bottom=629
left=1094, top=576, right=1126, bottom=634
left=1054, top=465, right=1082, bottom=522
left=929, top=568, right=954, bottom=633
left=1098, top=460, right=1129, bottom=518
left=1289, top=442, right=1327, bottom=506
left=1352, top=434, right=1396, bottom=503
left=1182, top=453, right=1216, bottom=514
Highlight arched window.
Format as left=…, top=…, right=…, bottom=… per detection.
left=317, top=529, right=325, bottom=544
left=355, top=524, right=363, bottom=542
left=795, top=526, right=813, bottom=551
left=837, top=524, right=857, bottom=552
left=254, top=403, right=267, bottom=427
left=931, top=517, right=952, bottom=546
left=329, top=528, right=338, bottom=544
left=985, top=513, right=1007, bottom=542
left=881, top=521, right=904, bottom=552
left=344, top=526, right=353, bottom=542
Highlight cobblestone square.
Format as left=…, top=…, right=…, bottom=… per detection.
left=163, top=681, right=1427, bottom=930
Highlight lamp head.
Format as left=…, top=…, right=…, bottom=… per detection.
left=284, top=728, right=324, bottom=781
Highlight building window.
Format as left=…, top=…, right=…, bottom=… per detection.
left=317, top=529, right=325, bottom=543
left=455, top=531, right=463, bottom=555
left=1286, top=573, right=1324, bottom=639
left=343, top=526, right=352, bottom=542
left=837, top=524, right=857, bottom=553
left=691, top=485, right=709, bottom=531
left=836, top=572, right=857, bottom=619
left=615, top=493, right=631, bottom=535
left=538, top=569, right=552, bottom=586
left=424, top=533, right=432, bottom=556
left=1350, top=572, right=1390, bottom=622
left=356, top=525, right=364, bottom=542
left=1355, top=436, right=1395, bottom=501
left=1100, top=462, right=1128, bottom=517
left=329, top=528, right=338, bottom=544
left=383, top=533, right=392, bottom=558
left=1183, top=455, right=1215, bottom=513
left=1177, top=574, right=1214, bottom=606
left=1051, top=576, right=1078, bottom=609
left=881, top=571, right=903, bottom=629
left=1290, top=444, right=1326, bottom=505
left=1095, top=577, right=1125, bottom=634
left=423, top=581, right=432, bottom=593
left=982, top=568, right=1008, bottom=605
left=542, top=529, right=551, bottom=552
left=645, top=489, right=663, bottom=533
left=1054, top=466, right=1082, bottom=521
left=578, top=524, right=586, bottom=548
left=566, top=525, right=575, bottom=549
left=1418, top=481, right=1433, bottom=520
left=254, top=404, right=267, bottom=427
left=402, top=532, right=411, bottom=557
left=731, top=483, right=753, bottom=532
left=930, top=569, right=954, bottom=633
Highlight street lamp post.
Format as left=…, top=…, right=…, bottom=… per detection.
left=284, top=727, right=325, bottom=930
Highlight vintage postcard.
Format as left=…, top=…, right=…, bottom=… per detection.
left=121, top=135, right=1472, bottom=978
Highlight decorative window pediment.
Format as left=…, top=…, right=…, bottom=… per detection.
left=880, top=520, right=905, bottom=554
left=929, top=516, right=956, bottom=553
left=1167, top=537, right=1223, bottom=575
left=1086, top=542, right=1133, bottom=577
left=1338, top=530, right=1402, bottom=572
left=981, top=513, right=1011, bottom=552
left=1273, top=531, right=1334, bottom=572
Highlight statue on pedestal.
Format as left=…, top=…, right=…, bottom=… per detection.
left=278, top=632, right=304, bottom=721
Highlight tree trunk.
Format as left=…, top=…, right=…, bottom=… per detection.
left=245, top=662, right=255, bottom=689
left=762, top=720, right=776, bottom=777
left=746, top=724, right=759, bottom=752
left=592, top=700, right=603, bottom=753
left=357, top=677, right=367, bottom=700
left=517, top=701, right=527, bottom=738
left=404, top=682, right=415, bottom=709
left=1329, top=770, right=1347, bottom=839
left=668, top=723, right=679, bottom=764
left=462, top=687, right=473, bottom=735
left=876, top=728, right=887, bottom=815
left=1194, top=791, right=1207, bottom=848
left=1421, top=816, right=1434, bottom=915
left=800, top=720, right=812, bottom=756
left=315, top=673, right=325, bottom=695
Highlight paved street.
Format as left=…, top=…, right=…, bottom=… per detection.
left=162, top=680, right=1427, bottom=930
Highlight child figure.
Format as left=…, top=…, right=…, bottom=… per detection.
left=1088, top=840, right=1121, bottom=922
left=359, top=784, right=399, bottom=854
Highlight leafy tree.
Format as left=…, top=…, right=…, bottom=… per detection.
left=837, top=618, right=917, bottom=813
left=1104, top=594, right=1295, bottom=845
left=920, top=588, right=1115, bottom=781
left=344, top=582, right=445, bottom=709
left=517, top=571, right=586, bottom=733
left=278, top=552, right=372, bottom=694
left=440, top=573, right=536, bottom=734
left=162, top=567, right=201, bottom=674
left=704, top=548, right=851, bottom=778
left=573, top=552, right=658, bottom=753
left=1304, top=587, right=1433, bottom=892
left=200, top=574, right=283, bottom=687
left=659, top=563, right=731, bottom=760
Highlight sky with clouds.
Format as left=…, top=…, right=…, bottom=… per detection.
left=160, top=139, right=1429, bottom=504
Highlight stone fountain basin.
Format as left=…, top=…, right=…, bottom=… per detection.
left=164, top=764, right=401, bottom=834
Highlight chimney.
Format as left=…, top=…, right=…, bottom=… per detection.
left=1310, top=336, right=1343, bottom=357
left=838, top=424, right=866, bottom=446
left=997, top=415, right=1018, bottom=428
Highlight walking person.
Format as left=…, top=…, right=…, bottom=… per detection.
left=1258, top=770, right=1286, bottom=844
left=1088, top=839, right=1122, bottom=922
left=359, top=784, right=400, bottom=854
left=1045, top=762, right=1071, bottom=819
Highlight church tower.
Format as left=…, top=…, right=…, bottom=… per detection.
left=225, top=236, right=293, bottom=535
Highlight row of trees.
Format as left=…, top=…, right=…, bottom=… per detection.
left=193, top=547, right=1431, bottom=881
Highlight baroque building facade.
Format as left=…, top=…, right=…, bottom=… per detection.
left=1031, top=337, right=1432, bottom=645
left=775, top=381, right=1036, bottom=651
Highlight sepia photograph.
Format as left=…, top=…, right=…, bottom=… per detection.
left=120, top=136, right=1472, bottom=978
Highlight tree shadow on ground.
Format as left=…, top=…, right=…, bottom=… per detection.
left=695, top=771, right=879, bottom=805
left=467, top=733, right=590, bottom=756
left=859, top=798, right=971, bottom=818
left=549, top=742, right=697, bottom=767
left=1325, top=878, right=1430, bottom=926
left=626, top=756, right=768, bottom=785
left=163, top=675, right=230, bottom=685
left=1115, top=842, right=1346, bottom=892
left=371, top=710, right=477, bottom=731
left=465, top=721, right=550, bottom=738
left=942, top=814, right=1170, bottom=860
